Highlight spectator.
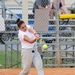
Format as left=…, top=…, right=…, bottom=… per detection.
left=33, top=0, right=53, bottom=19
left=52, top=0, right=69, bottom=14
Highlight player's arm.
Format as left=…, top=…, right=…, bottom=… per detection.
left=27, top=25, right=37, bottom=35
left=23, top=35, right=36, bottom=43
left=28, top=27, right=40, bottom=39
left=29, top=27, right=37, bottom=34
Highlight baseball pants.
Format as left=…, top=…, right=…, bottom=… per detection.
left=19, top=48, right=44, bottom=75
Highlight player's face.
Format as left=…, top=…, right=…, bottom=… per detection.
left=19, top=23, right=27, bottom=32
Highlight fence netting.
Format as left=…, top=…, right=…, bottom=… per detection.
left=0, top=0, right=75, bottom=68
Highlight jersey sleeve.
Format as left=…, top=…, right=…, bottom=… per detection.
left=18, top=32, right=25, bottom=41
left=26, top=25, right=31, bottom=29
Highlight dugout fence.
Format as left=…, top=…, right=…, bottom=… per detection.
left=0, top=0, right=75, bottom=68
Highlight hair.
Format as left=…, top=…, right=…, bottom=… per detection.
left=16, top=18, right=24, bottom=28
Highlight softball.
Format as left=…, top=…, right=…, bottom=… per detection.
left=42, top=44, right=48, bottom=50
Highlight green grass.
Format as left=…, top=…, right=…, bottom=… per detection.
left=0, top=50, right=5, bottom=68
left=0, top=50, right=21, bottom=68
left=0, top=50, right=54, bottom=68
left=43, top=51, right=56, bottom=68
left=1, top=50, right=73, bottom=68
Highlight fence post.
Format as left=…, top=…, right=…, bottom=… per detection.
left=17, top=44, right=19, bottom=68
left=11, top=44, right=13, bottom=68
left=1, top=0, right=6, bottom=19
left=5, top=44, right=7, bottom=68
left=22, top=0, right=28, bottom=25
left=56, top=0, right=61, bottom=67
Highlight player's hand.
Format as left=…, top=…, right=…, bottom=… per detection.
left=36, top=37, right=40, bottom=40
left=35, top=36, right=40, bottom=40
left=34, top=33, right=40, bottom=38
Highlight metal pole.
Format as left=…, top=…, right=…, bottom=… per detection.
left=11, top=44, right=13, bottom=68
left=17, top=44, right=19, bottom=68
left=22, top=0, right=28, bottom=25
left=5, top=44, right=7, bottom=68
left=1, top=0, right=6, bottom=19
left=14, top=0, right=22, bottom=7
left=56, top=0, right=61, bottom=67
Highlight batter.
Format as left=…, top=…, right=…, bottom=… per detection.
left=16, top=18, right=44, bottom=75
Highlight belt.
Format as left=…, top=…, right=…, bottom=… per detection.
left=32, top=50, right=35, bottom=53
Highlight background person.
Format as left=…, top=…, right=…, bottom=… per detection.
left=52, top=0, right=69, bottom=14
left=33, top=0, right=53, bottom=19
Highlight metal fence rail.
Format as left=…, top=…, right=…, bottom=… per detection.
left=1, top=18, right=75, bottom=68
left=0, top=41, right=21, bottom=68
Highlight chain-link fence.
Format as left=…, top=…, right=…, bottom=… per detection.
left=0, top=42, right=21, bottom=68
left=0, top=0, right=75, bottom=68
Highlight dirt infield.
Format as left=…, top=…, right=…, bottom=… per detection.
left=0, top=68, right=75, bottom=75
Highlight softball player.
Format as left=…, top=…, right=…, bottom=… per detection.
left=16, top=18, right=44, bottom=75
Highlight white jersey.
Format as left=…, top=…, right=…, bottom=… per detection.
left=18, top=25, right=35, bottom=49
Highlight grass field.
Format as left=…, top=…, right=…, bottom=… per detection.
left=0, top=50, right=54, bottom=68
left=0, top=50, right=74, bottom=68
left=0, top=50, right=21, bottom=68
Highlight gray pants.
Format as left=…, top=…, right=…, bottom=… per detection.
left=19, top=48, right=44, bottom=75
